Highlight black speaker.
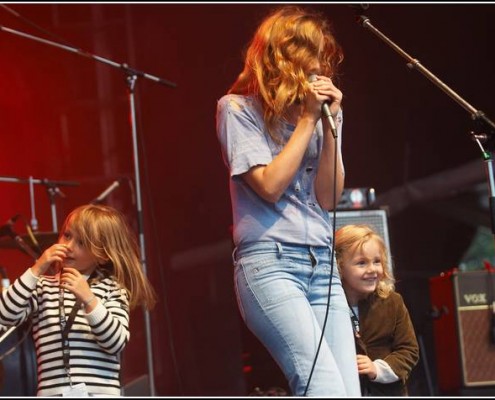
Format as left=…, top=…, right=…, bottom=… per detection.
left=429, top=270, right=495, bottom=395
left=333, top=208, right=393, bottom=272
left=0, top=321, right=37, bottom=396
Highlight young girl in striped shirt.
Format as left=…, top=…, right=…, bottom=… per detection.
left=0, top=204, right=156, bottom=396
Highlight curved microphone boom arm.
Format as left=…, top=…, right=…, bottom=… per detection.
left=354, top=13, right=495, bottom=139
left=0, top=22, right=177, bottom=396
left=353, top=9, right=495, bottom=242
left=0, top=25, right=177, bottom=88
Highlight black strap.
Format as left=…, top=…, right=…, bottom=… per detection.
left=349, top=305, right=371, bottom=396
left=60, top=288, right=82, bottom=385
left=62, top=299, right=82, bottom=338
left=349, top=306, right=360, bottom=338
left=59, top=269, right=99, bottom=384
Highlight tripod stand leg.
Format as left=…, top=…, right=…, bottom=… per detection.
left=417, top=333, right=435, bottom=396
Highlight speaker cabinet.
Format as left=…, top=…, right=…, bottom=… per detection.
left=429, top=270, right=495, bottom=394
left=334, top=209, right=393, bottom=272
left=0, top=322, right=37, bottom=396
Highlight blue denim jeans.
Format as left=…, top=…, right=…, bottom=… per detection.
left=234, top=242, right=361, bottom=397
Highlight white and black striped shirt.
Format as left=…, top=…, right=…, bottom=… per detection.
left=0, top=268, right=130, bottom=396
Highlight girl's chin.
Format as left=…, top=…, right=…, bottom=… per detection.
left=362, top=285, right=377, bottom=294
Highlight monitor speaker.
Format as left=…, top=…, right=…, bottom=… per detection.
left=122, top=374, right=150, bottom=396
left=333, top=208, right=393, bottom=272
left=0, top=321, right=37, bottom=396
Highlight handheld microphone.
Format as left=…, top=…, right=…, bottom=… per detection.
left=308, top=74, right=338, bottom=138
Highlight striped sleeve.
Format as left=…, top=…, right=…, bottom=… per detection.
left=0, top=268, right=40, bottom=325
left=85, top=280, right=130, bottom=355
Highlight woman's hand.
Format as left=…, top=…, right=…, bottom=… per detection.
left=308, top=75, right=342, bottom=118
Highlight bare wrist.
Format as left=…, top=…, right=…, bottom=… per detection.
left=82, top=295, right=96, bottom=308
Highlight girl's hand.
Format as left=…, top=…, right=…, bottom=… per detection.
left=60, top=267, right=94, bottom=305
left=356, top=354, right=378, bottom=380
left=31, top=244, right=68, bottom=277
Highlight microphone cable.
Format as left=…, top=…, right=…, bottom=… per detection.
left=303, top=111, right=340, bottom=396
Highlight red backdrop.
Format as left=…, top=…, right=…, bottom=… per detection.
left=0, top=3, right=494, bottom=396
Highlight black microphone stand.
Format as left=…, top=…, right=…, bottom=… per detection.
left=353, top=8, right=495, bottom=396
left=0, top=22, right=176, bottom=396
left=353, top=10, right=495, bottom=239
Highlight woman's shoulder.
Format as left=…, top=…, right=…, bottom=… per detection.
left=217, top=93, right=259, bottom=113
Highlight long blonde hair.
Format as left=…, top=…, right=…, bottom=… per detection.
left=60, top=204, right=156, bottom=310
left=229, top=5, right=343, bottom=143
left=335, top=224, right=395, bottom=298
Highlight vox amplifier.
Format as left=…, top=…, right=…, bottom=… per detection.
left=429, top=269, right=495, bottom=394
